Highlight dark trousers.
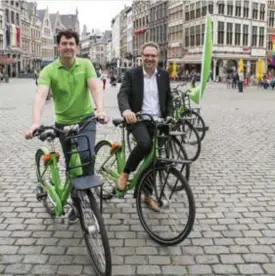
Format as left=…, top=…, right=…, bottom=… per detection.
left=55, top=114, right=96, bottom=176
left=103, top=79, right=106, bottom=90
left=238, top=81, right=243, bottom=92
left=124, top=121, right=154, bottom=174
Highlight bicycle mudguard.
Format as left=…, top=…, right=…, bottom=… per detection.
left=95, top=139, right=113, bottom=151
left=36, top=146, right=50, bottom=155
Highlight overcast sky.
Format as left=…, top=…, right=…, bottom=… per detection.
left=36, top=0, right=133, bottom=32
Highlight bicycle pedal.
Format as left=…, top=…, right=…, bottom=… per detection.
left=36, top=192, right=47, bottom=201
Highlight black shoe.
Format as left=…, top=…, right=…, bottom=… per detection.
left=68, top=207, right=78, bottom=224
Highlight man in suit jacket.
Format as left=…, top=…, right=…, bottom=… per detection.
left=117, top=41, right=173, bottom=211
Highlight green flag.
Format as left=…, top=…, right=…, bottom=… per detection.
left=189, top=13, right=213, bottom=104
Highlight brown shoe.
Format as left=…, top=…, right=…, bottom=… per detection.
left=117, top=172, right=129, bottom=191
left=144, top=195, right=160, bottom=212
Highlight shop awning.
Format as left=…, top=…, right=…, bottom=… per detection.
left=0, top=56, right=16, bottom=64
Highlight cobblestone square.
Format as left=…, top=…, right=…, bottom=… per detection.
left=0, top=79, right=275, bottom=275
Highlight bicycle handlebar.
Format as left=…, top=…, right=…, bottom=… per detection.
left=30, top=116, right=105, bottom=140
left=132, top=113, right=177, bottom=126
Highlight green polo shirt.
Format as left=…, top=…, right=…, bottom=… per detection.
left=38, top=58, right=97, bottom=124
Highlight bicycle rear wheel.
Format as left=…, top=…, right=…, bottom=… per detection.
left=175, top=119, right=201, bottom=162
left=181, top=109, right=206, bottom=142
left=136, top=165, right=195, bottom=246
left=74, top=189, right=112, bottom=276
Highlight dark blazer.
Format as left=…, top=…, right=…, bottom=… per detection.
left=117, top=66, right=173, bottom=118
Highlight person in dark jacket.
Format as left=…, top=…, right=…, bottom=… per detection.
left=117, top=41, right=173, bottom=211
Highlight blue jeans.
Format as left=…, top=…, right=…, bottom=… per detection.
left=55, top=114, right=96, bottom=176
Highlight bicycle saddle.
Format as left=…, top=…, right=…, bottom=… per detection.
left=112, top=118, right=124, bottom=127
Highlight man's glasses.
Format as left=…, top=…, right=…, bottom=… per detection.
left=142, top=54, right=158, bottom=58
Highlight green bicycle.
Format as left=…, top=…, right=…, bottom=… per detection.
left=29, top=116, right=111, bottom=276
left=172, top=83, right=207, bottom=142
left=95, top=113, right=195, bottom=246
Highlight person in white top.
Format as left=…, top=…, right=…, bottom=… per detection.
left=117, top=42, right=173, bottom=211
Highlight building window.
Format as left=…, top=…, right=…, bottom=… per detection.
left=218, top=22, right=224, bottom=45
left=202, top=1, right=207, bottom=16
left=268, top=34, right=272, bottom=50
left=208, top=1, right=213, bottom=14
left=190, top=4, right=195, bottom=20
left=260, top=4, right=265, bottom=21
left=11, top=11, right=14, bottom=24
left=259, top=27, right=265, bottom=47
left=252, top=26, right=257, bottom=46
left=5, top=9, right=9, bottom=23
left=185, top=5, right=189, bottom=21
left=201, top=23, right=205, bottom=45
left=0, top=35, right=3, bottom=49
left=243, top=1, right=249, bottom=18
left=235, top=24, right=241, bottom=45
left=253, top=3, right=258, bottom=19
left=235, top=1, right=241, bottom=17
left=243, top=24, right=248, bottom=46
left=227, top=1, right=233, bottom=16
left=185, top=28, right=189, bottom=47
left=16, top=13, right=19, bottom=25
left=226, top=23, right=233, bottom=45
left=196, top=25, right=200, bottom=46
left=269, top=10, right=275, bottom=27
left=190, top=26, right=195, bottom=46
left=196, top=1, right=201, bottom=18
left=218, top=2, right=225, bottom=14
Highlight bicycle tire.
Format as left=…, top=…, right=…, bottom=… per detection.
left=181, top=109, right=206, bottom=142
left=35, top=149, right=56, bottom=217
left=94, top=140, right=116, bottom=200
left=136, top=165, right=195, bottom=246
left=165, top=136, right=190, bottom=189
left=75, top=189, right=112, bottom=276
left=175, top=119, right=201, bottom=162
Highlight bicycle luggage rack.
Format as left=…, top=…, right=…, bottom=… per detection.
left=64, top=133, right=104, bottom=189
left=64, top=132, right=105, bottom=213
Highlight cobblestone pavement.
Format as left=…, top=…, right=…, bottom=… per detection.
left=0, top=79, right=275, bottom=275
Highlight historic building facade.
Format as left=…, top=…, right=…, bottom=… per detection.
left=183, top=0, right=267, bottom=79
left=132, top=0, right=150, bottom=65
left=3, top=0, right=22, bottom=75
left=49, top=12, right=66, bottom=59
left=38, top=8, right=54, bottom=67
left=20, top=1, right=31, bottom=71
left=27, top=2, right=42, bottom=70
left=167, top=0, right=184, bottom=66
left=149, top=0, right=168, bottom=67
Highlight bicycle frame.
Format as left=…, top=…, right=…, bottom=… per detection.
left=37, top=140, right=83, bottom=216
left=99, top=122, right=166, bottom=197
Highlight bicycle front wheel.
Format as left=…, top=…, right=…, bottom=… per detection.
left=136, top=166, right=195, bottom=246
left=94, top=140, right=117, bottom=200
left=75, top=189, right=112, bottom=276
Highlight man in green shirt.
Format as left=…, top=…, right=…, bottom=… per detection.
left=25, top=30, right=108, bottom=222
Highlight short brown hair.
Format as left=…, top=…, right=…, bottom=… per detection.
left=57, top=29, right=79, bottom=45
left=140, top=41, right=160, bottom=55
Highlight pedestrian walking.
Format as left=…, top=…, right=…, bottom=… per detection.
left=101, top=72, right=107, bottom=90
